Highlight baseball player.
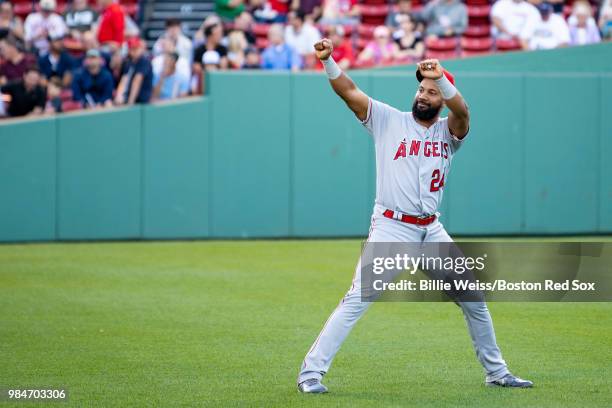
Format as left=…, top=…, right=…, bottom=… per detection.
left=297, top=38, right=533, bottom=393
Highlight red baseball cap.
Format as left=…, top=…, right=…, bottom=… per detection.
left=416, top=68, right=455, bottom=85
left=127, top=37, right=144, bottom=50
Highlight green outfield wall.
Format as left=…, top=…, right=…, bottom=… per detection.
left=1, top=43, right=610, bottom=241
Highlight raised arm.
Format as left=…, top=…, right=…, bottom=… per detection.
left=445, top=89, right=470, bottom=139
left=314, top=38, right=369, bottom=121
left=417, top=59, right=470, bottom=139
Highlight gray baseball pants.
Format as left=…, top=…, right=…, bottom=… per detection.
left=298, top=212, right=509, bottom=384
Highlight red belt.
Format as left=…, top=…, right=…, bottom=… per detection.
left=383, top=209, right=437, bottom=226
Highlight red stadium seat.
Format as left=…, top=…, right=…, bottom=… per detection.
left=464, top=25, right=491, bottom=37
left=62, top=100, right=82, bottom=112
left=13, top=3, right=33, bottom=18
left=460, top=36, right=493, bottom=51
left=60, top=89, right=73, bottom=102
left=388, top=2, right=424, bottom=13
left=341, top=25, right=354, bottom=37
left=467, top=5, right=491, bottom=18
left=425, top=49, right=459, bottom=60
left=425, top=36, right=459, bottom=51
left=412, top=4, right=424, bottom=13
left=357, top=24, right=377, bottom=39
left=460, top=49, right=492, bottom=58
left=253, top=23, right=271, bottom=37
left=63, top=37, right=84, bottom=50
left=352, top=59, right=376, bottom=69
left=468, top=16, right=490, bottom=26
left=359, top=4, right=389, bottom=25
left=495, top=37, right=522, bottom=51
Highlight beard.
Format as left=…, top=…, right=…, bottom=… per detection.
left=412, top=99, right=442, bottom=121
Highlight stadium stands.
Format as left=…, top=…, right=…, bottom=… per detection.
left=0, top=0, right=607, bottom=119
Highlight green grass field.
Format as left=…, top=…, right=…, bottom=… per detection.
left=1, top=240, right=611, bottom=407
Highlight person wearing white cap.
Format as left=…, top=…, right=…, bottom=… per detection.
left=24, top=0, right=67, bottom=55
left=568, top=0, right=601, bottom=45
left=356, top=25, right=400, bottom=66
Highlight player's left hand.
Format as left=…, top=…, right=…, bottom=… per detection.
left=417, top=59, right=444, bottom=80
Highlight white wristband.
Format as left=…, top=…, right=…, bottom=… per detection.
left=322, top=57, right=342, bottom=80
left=435, top=75, right=457, bottom=100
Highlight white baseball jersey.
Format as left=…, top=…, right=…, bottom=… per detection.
left=361, top=98, right=466, bottom=216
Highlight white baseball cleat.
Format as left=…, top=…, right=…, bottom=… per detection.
left=486, top=373, right=534, bottom=388
left=298, top=378, right=328, bottom=393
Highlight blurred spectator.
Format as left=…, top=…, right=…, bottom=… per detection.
left=153, top=51, right=190, bottom=100
left=108, top=48, right=123, bottom=86
left=233, top=12, right=256, bottom=46
left=298, top=0, right=323, bottom=21
left=44, top=78, right=62, bottom=113
left=0, top=1, right=25, bottom=41
left=418, top=0, right=467, bottom=38
left=227, top=31, right=249, bottom=68
left=0, top=37, right=37, bottom=85
left=325, top=25, right=354, bottom=70
left=72, top=48, right=114, bottom=108
left=72, top=30, right=113, bottom=72
left=216, top=0, right=246, bottom=21
left=81, top=30, right=100, bottom=53
left=115, top=38, right=152, bottom=105
left=526, top=2, right=569, bottom=50
left=491, top=0, right=539, bottom=40
left=357, top=25, right=399, bottom=66
left=153, top=19, right=192, bottom=62
left=193, top=15, right=221, bottom=48
left=319, top=0, right=360, bottom=26
left=393, top=14, right=424, bottom=62
left=153, top=38, right=191, bottom=79
left=243, top=46, right=261, bottom=68
left=38, top=34, right=75, bottom=88
left=73, top=30, right=109, bottom=66
left=386, top=0, right=413, bottom=29
left=568, top=1, right=600, bottom=46
left=24, top=0, right=67, bottom=55
left=252, top=0, right=291, bottom=23
left=64, top=0, right=98, bottom=39
left=599, top=0, right=612, bottom=40
left=0, top=66, right=46, bottom=117
left=193, top=22, right=228, bottom=71
left=97, top=0, right=125, bottom=50
left=192, top=21, right=227, bottom=92
left=285, top=10, right=321, bottom=68
left=260, top=23, right=301, bottom=70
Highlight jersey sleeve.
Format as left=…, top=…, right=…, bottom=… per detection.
left=440, top=116, right=468, bottom=153
left=359, top=98, right=394, bottom=141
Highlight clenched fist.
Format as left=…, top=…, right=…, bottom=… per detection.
left=313, top=39, right=333, bottom=61
left=417, top=59, right=444, bottom=80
